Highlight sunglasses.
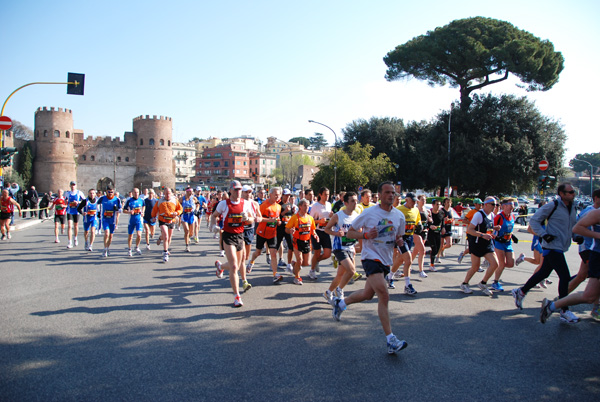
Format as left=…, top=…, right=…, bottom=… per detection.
left=564, top=190, right=575, bottom=194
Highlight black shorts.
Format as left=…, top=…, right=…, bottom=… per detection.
left=588, top=251, right=600, bottom=279
left=468, top=236, right=495, bottom=258
left=396, top=235, right=414, bottom=254
left=159, top=220, right=175, bottom=229
left=579, top=249, right=591, bottom=264
left=256, top=234, right=277, bottom=250
left=333, top=249, right=354, bottom=264
left=67, top=213, right=80, bottom=223
left=54, top=215, right=65, bottom=224
left=311, top=230, right=332, bottom=250
left=243, top=226, right=255, bottom=246
left=276, top=225, right=293, bottom=250
left=222, top=231, right=244, bottom=252
left=361, top=259, right=390, bottom=278
left=293, top=238, right=311, bottom=254
left=0, top=212, right=12, bottom=220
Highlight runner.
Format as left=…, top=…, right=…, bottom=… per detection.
left=76, top=189, right=100, bottom=251
left=64, top=181, right=85, bottom=248
left=213, top=180, right=255, bottom=307
left=331, top=181, right=408, bottom=355
left=247, top=187, right=283, bottom=283
left=540, top=207, right=600, bottom=323
left=0, top=188, right=22, bottom=240
left=179, top=187, right=198, bottom=252
left=388, top=192, right=420, bottom=295
left=457, top=198, right=483, bottom=264
left=459, top=197, right=500, bottom=296
left=151, top=187, right=183, bottom=262
left=123, top=187, right=145, bottom=257
left=286, top=198, right=317, bottom=285
left=309, top=187, right=333, bottom=279
left=276, top=188, right=297, bottom=271
left=97, top=186, right=122, bottom=257
left=411, top=195, right=429, bottom=277
left=193, top=187, right=208, bottom=242
left=486, top=198, right=517, bottom=292
left=511, top=183, right=578, bottom=321
left=50, top=189, right=67, bottom=243
left=241, top=185, right=261, bottom=292
left=428, top=199, right=445, bottom=271
left=323, top=192, right=359, bottom=301
left=143, top=189, right=158, bottom=250
left=436, top=198, right=454, bottom=262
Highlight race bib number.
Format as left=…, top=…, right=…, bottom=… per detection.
left=133, top=207, right=141, bottom=215
left=104, top=210, right=114, bottom=218
left=228, top=213, right=244, bottom=227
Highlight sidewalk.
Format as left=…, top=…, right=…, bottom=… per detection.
left=10, top=217, right=47, bottom=231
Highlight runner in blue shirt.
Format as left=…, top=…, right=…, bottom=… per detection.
left=76, top=189, right=100, bottom=252
left=124, top=187, right=145, bottom=256
left=97, top=186, right=122, bottom=257
left=64, top=181, right=85, bottom=249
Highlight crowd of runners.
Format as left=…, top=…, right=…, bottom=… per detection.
left=2, top=179, right=599, bottom=355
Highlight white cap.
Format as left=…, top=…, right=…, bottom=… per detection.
left=283, top=188, right=292, bottom=195
left=242, top=185, right=253, bottom=192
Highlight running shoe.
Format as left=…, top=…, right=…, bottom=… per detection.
left=88, top=246, right=93, bottom=252
left=213, top=233, right=218, bottom=239
left=533, top=284, right=541, bottom=289
left=419, top=271, right=428, bottom=278
left=387, top=335, right=408, bottom=354
left=335, top=287, right=344, bottom=299
left=157, top=237, right=162, bottom=245
left=84, top=241, right=89, bottom=250
left=324, top=289, right=334, bottom=304
left=332, top=256, right=338, bottom=269
left=135, top=248, right=142, bottom=255
left=54, top=238, right=59, bottom=243
left=429, top=264, right=437, bottom=272
left=194, top=236, right=199, bottom=244
left=243, top=280, right=252, bottom=292
left=67, top=242, right=73, bottom=249
left=332, top=297, right=344, bottom=321
left=102, top=249, right=108, bottom=258
left=545, top=279, right=552, bottom=285
left=352, top=272, right=363, bottom=281
left=477, top=267, right=485, bottom=273
left=540, top=298, right=553, bottom=324
left=478, top=283, right=493, bottom=297
left=435, top=257, right=441, bottom=264
left=273, top=273, right=283, bottom=284
left=146, top=244, right=151, bottom=250
left=278, top=259, right=286, bottom=267
left=559, top=310, right=580, bottom=323
left=219, top=250, right=225, bottom=257
left=293, top=277, right=303, bottom=285
left=539, top=281, right=548, bottom=289
left=457, top=251, right=465, bottom=264
left=74, top=238, right=78, bottom=246
left=246, top=262, right=254, bottom=274
left=127, top=249, right=133, bottom=257
left=308, top=269, right=317, bottom=280
left=215, top=261, right=224, bottom=278
left=387, top=276, right=396, bottom=289
left=404, top=284, right=417, bottom=296
left=185, top=245, right=190, bottom=253
left=393, top=270, right=404, bottom=280
left=233, top=295, right=243, bottom=307
left=163, top=252, right=169, bottom=262
left=481, top=260, right=489, bottom=269
left=515, top=253, right=525, bottom=266
left=511, top=288, right=525, bottom=310
left=286, top=263, right=294, bottom=275
left=315, top=264, right=320, bottom=273
left=590, top=308, right=600, bottom=321
left=460, top=283, right=473, bottom=294
left=490, top=282, right=504, bottom=292
left=266, top=254, right=271, bottom=265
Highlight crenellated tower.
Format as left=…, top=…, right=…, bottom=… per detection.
left=32, top=107, right=77, bottom=193
left=132, top=115, right=175, bottom=190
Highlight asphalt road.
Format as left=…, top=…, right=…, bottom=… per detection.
left=1, top=219, right=599, bottom=401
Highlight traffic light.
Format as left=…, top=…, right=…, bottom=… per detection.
left=0, top=147, right=17, bottom=167
left=67, top=72, right=85, bottom=95
left=538, top=175, right=546, bottom=191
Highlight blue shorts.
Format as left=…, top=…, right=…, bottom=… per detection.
left=588, top=251, right=600, bottom=279
left=83, top=219, right=99, bottom=232
left=397, top=235, right=414, bottom=254
left=361, top=259, right=390, bottom=278
left=181, top=213, right=195, bottom=225
left=494, top=240, right=513, bottom=253
left=128, top=220, right=143, bottom=235
left=531, top=236, right=542, bottom=253
left=102, top=219, right=116, bottom=234
left=143, top=218, right=156, bottom=226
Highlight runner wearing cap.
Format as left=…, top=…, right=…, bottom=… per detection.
left=179, top=187, right=198, bottom=252
left=457, top=198, right=483, bottom=265
left=64, top=181, right=85, bottom=249
left=460, top=197, right=500, bottom=296
left=483, top=198, right=517, bottom=292
left=213, top=180, right=255, bottom=307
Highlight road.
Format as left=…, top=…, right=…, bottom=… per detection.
left=1, top=219, right=598, bottom=401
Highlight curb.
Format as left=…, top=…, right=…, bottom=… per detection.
left=11, top=218, right=47, bottom=231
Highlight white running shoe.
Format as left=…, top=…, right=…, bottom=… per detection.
left=559, top=310, right=580, bottom=323
left=308, top=269, right=317, bottom=280
left=127, top=249, right=133, bottom=257
left=515, top=253, right=525, bottom=266
left=324, top=290, right=334, bottom=304
left=419, top=271, right=428, bottom=278
left=135, top=248, right=142, bottom=255
left=163, top=252, right=169, bottom=262
left=286, top=263, right=294, bottom=275
left=460, top=283, right=473, bottom=294
left=74, top=238, right=78, bottom=246
left=477, top=283, right=493, bottom=297
left=67, top=242, right=73, bottom=249
left=219, top=250, right=225, bottom=257
left=146, top=244, right=151, bottom=250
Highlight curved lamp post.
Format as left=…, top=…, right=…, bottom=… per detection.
left=308, top=120, right=337, bottom=196
left=573, top=158, right=594, bottom=196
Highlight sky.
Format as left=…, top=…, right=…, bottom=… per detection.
left=2, top=0, right=599, bottom=166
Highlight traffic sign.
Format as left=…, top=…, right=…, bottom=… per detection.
left=539, top=160, right=549, bottom=171
left=0, top=116, right=12, bottom=131
left=358, top=186, right=363, bottom=192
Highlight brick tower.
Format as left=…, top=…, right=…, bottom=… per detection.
left=132, top=115, right=175, bottom=190
left=32, top=107, right=77, bottom=193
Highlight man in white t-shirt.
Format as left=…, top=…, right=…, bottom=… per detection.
left=331, top=181, right=408, bottom=355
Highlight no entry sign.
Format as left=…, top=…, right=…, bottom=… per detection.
left=0, top=116, right=12, bottom=131
left=539, top=160, right=549, bottom=171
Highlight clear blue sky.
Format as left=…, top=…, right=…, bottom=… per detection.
left=3, top=0, right=598, bottom=165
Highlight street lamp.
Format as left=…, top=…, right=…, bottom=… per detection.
left=573, top=158, right=594, bottom=196
left=308, top=120, right=337, bottom=196
left=447, top=103, right=454, bottom=197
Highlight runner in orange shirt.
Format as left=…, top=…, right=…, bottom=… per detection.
left=286, top=198, right=317, bottom=285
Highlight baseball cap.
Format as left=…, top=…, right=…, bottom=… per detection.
left=70, top=181, right=76, bottom=185
left=473, top=198, right=483, bottom=204
left=242, top=185, right=253, bottom=192
left=196, top=186, right=201, bottom=191
left=405, top=192, right=416, bottom=202
left=230, top=180, right=242, bottom=190
left=283, top=188, right=291, bottom=195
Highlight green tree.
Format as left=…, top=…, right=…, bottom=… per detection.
left=569, top=153, right=600, bottom=195
left=420, top=94, right=566, bottom=195
left=310, top=142, right=394, bottom=193
left=384, top=17, right=564, bottom=111
left=310, top=132, right=328, bottom=150
left=16, top=142, right=34, bottom=186
left=288, top=136, right=311, bottom=148
left=9, top=119, right=33, bottom=140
